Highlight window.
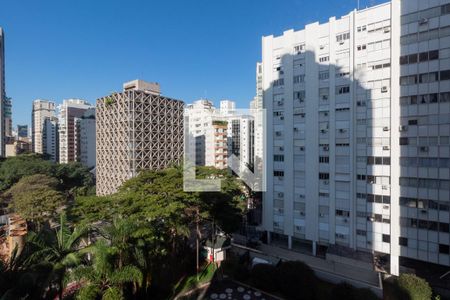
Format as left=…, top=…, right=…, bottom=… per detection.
left=273, top=78, right=284, bottom=86
left=399, top=237, right=408, bottom=246
left=336, top=32, right=350, bottom=42
left=356, top=230, right=366, bottom=236
left=400, top=137, right=409, bottom=145
left=293, top=44, right=305, bottom=54
left=294, top=75, right=305, bottom=83
left=274, top=155, right=284, bottom=162
left=274, top=170, right=284, bottom=177
left=319, top=173, right=329, bottom=180
left=440, top=70, right=450, bottom=81
left=357, top=44, right=366, bottom=51
left=419, top=51, right=429, bottom=62
left=409, top=53, right=418, bottom=63
left=319, top=71, right=329, bottom=80
left=439, top=244, right=450, bottom=254
left=382, top=234, right=390, bottom=243
left=336, top=86, right=350, bottom=94
left=319, top=156, right=329, bottom=163
left=400, top=55, right=408, bottom=65
left=319, top=56, right=329, bottom=62
left=336, top=209, right=350, bottom=217
left=429, top=50, right=439, bottom=60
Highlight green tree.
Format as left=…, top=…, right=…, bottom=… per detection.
left=0, top=154, right=54, bottom=191
left=7, top=174, right=65, bottom=229
left=72, top=221, right=143, bottom=300
left=392, top=273, right=433, bottom=300
left=25, top=214, right=89, bottom=300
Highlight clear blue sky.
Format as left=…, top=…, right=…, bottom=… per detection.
left=1, top=0, right=386, bottom=126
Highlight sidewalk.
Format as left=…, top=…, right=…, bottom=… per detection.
left=232, top=243, right=383, bottom=297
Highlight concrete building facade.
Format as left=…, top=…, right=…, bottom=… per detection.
left=79, top=107, right=96, bottom=168
left=43, top=116, right=59, bottom=162
left=32, top=99, right=56, bottom=154
left=96, top=80, right=184, bottom=196
left=261, top=1, right=450, bottom=275
left=58, top=99, right=93, bottom=164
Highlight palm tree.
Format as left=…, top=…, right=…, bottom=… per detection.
left=26, top=213, right=89, bottom=299
left=72, top=230, right=143, bottom=299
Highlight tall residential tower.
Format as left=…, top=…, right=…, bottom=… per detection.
left=96, top=80, right=184, bottom=195
left=261, top=1, right=450, bottom=276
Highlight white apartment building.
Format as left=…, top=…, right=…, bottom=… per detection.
left=58, top=99, right=93, bottom=164
left=261, top=1, right=450, bottom=276
left=79, top=108, right=96, bottom=168
left=32, top=99, right=56, bottom=154
left=186, top=100, right=255, bottom=173
left=186, top=99, right=228, bottom=169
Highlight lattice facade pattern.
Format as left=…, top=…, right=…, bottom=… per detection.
left=96, top=91, right=184, bottom=195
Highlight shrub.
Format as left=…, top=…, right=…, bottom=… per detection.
left=277, top=261, right=317, bottom=300
left=249, top=264, right=278, bottom=292
left=390, top=273, right=433, bottom=300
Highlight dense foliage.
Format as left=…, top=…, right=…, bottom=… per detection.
left=0, top=164, right=246, bottom=299
left=387, top=273, right=433, bottom=300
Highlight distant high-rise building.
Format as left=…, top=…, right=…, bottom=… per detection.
left=96, top=80, right=184, bottom=195
left=79, top=108, right=96, bottom=168
left=43, top=116, right=58, bottom=162
left=58, top=99, right=93, bottom=164
left=17, top=125, right=28, bottom=139
left=186, top=99, right=228, bottom=169
left=32, top=99, right=56, bottom=154
left=0, top=28, right=6, bottom=157
left=4, top=96, right=11, bottom=138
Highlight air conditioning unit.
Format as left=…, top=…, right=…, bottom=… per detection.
left=343, top=218, right=348, bottom=223
left=399, top=125, right=408, bottom=132
left=323, top=180, right=329, bottom=185
left=277, top=176, right=283, bottom=180
left=279, top=147, right=284, bottom=151
left=294, top=128, right=299, bottom=132
left=276, top=132, right=282, bottom=136
left=383, top=205, right=389, bottom=210
left=382, top=185, right=388, bottom=190
left=339, top=128, right=346, bottom=133
left=278, top=101, right=283, bottom=105
left=300, top=211, right=305, bottom=216
left=381, top=86, right=388, bottom=93
left=323, top=146, right=329, bottom=151
left=421, top=209, right=427, bottom=214
left=367, top=241, right=372, bottom=245
left=278, top=192, right=284, bottom=198
left=300, top=113, right=305, bottom=117
left=383, top=146, right=390, bottom=150
left=419, top=18, right=428, bottom=25
left=299, top=194, right=305, bottom=199
left=300, top=146, right=305, bottom=151
left=295, top=226, right=301, bottom=231
left=420, top=146, right=429, bottom=152
left=319, top=213, right=325, bottom=217
left=383, top=126, right=389, bottom=131
left=322, top=95, right=329, bottom=100
left=384, top=27, right=391, bottom=33
left=321, top=129, right=327, bottom=133
left=280, top=116, right=284, bottom=120
left=339, top=41, right=345, bottom=45
left=320, top=45, right=325, bottom=49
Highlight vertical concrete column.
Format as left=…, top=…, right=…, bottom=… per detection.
left=288, top=235, right=292, bottom=249
left=267, top=231, right=271, bottom=244
left=313, top=241, right=317, bottom=256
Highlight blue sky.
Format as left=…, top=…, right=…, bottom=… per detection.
left=1, top=0, right=386, bottom=126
